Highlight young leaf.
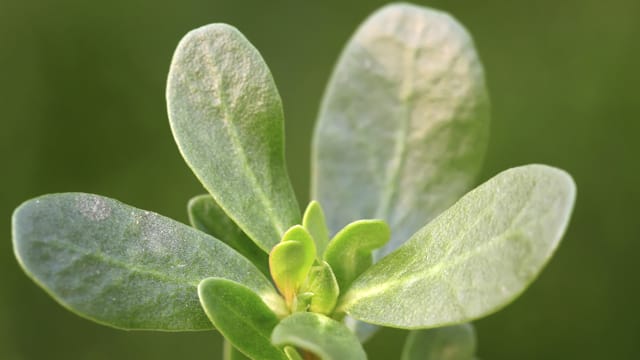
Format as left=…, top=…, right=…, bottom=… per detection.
left=224, top=339, right=252, bottom=360
left=301, top=262, right=339, bottom=315
left=281, top=225, right=317, bottom=261
left=12, top=193, right=278, bottom=331
left=198, top=278, right=287, bottom=360
left=302, top=201, right=330, bottom=257
left=269, top=241, right=314, bottom=305
left=167, top=23, right=300, bottom=252
left=188, top=194, right=269, bottom=276
left=312, top=3, right=490, bottom=259
left=401, top=324, right=477, bottom=360
left=340, top=165, right=576, bottom=328
left=271, top=312, right=367, bottom=360
left=323, top=220, right=390, bottom=290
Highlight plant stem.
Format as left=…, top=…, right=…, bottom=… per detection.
left=302, top=350, right=320, bottom=360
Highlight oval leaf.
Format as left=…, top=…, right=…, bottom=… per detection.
left=188, top=194, right=269, bottom=276
left=324, top=220, right=390, bottom=290
left=302, top=201, right=330, bottom=257
left=281, top=225, right=317, bottom=261
left=12, top=193, right=277, bottom=330
left=269, top=241, right=314, bottom=305
left=198, top=278, right=287, bottom=360
left=340, top=164, right=576, bottom=328
left=401, top=324, right=477, bottom=360
left=301, top=262, right=340, bottom=315
left=271, top=312, right=367, bottom=360
left=312, top=3, right=490, bottom=259
left=167, top=23, right=300, bottom=252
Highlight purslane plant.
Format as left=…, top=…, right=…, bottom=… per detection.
left=12, top=3, right=576, bottom=360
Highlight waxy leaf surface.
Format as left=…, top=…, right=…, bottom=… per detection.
left=188, top=194, right=268, bottom=275
left=401, top=324, right=476, bottom=360
left=312, top=3, right=490, bottom=259
left=168, top=23, right=300, bottom=252
left=270, top=241, right=314, bottom=304
left=341, top=165, right=576, bottom=328
left=271, top=312, right=366, bottom=360
left=323, top=220, right=389, bottom=290
left=199, top=278, right=287, bottom=360
left=301, top=262, right=339, bottom=315
left=302, top=201, right=330, bottom=257
left=281, top=225, right=317, bottom=261
left=12, top=193, right=276, bottom=330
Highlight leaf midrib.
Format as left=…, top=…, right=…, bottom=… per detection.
left=40, top=239, right=203, bottom=287
left=375, top=21, right=426, bottom=222
left=202, top=39, right=285, bottom=242
left=343, top=184, right=543, bottom=310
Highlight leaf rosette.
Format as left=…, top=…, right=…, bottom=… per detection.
left=12, top=3, right=576, bottom=360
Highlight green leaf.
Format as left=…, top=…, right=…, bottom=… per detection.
left=198, top=278, right=287, bottom=360
left=271, top=312, right=367, bottom=360
left=188, top=194, right=269, bottom=276
left=167, top=23, right=300, bottom=252
left=323, top=220, right=390, bottom=290
left=269, top=241, right=314, bottom=305
left=281, top=225, right=317, bottom=261
left=224, top=339, right=251, bottom=360
left=301, top=262, right=340, bottom=315
left=302, top=201, right=330, bottom=257
left=312, top=3, right=490, bottom=259
left=401, top=324, right=477, bottom=360
left=12, top=193, right=279, bottom=331
left=340, top=165, right=576, bottom=328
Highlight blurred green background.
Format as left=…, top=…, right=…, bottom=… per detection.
left=1, top=0, right=638, bottom=359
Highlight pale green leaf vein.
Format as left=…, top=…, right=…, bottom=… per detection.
left=202, top=42, right=285, bottom=236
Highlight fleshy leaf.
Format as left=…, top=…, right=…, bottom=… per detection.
left=198, top=278, right=287, bottom=360
left=323, top=220, right=390, bottom=290
left=302, top=201, right=330, bottom=257
left=312, top=3, right=490, bottom=259
left=340, top=165, right=576, bottom=328
left=281, top=225, right=317, bottom=261
left=12, top=193, right=277, bottom=330
left=269, top=241, right=314, bottom=305
left=401, top=324, right=476, bottom=360
left=224, top=339, right=251, bottom=360
left=271, top=312, right=367, bottom=360
left=188, top=194, right=268, bottom=276
left=301, top=262, right=340, bottom=315
left=167, top=23, right=300, bottom=252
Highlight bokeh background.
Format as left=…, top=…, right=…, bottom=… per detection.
left=1, top=0, right=638, bottom=359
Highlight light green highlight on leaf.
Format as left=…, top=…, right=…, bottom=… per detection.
left=312, top=2, right=490, bottom=260
left=302, top=201, right=330, bottom=257
left=12, top=193, right=276, bottom=331
left=271, top=312, right=367, bottom=360
left=324, top=219, right=390, bottom=290
left=188, top=194, right=268, bottom=276
left=340, top=164, right=576, bottom=328
left=401, top=323, right=477, bottom=360
left=269, top=241, right=314, bottom=305
left=301, top=262, right=340, bottom=315
left=198, top=278, right=287, bottom=360
left=167, top=23, right=300, bottom=252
